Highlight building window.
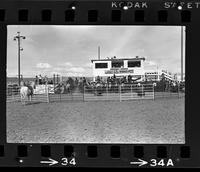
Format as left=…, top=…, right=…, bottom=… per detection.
left=112, top=61, right=124, bottom=68
left=128, top=61, right=141, bottom=67
left=95, top=63, right=108, bottom=69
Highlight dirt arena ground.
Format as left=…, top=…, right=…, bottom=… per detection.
left=6, top=97, right=185, bottom=144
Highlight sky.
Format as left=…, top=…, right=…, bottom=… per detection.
left=7, top=25, right=185, bottom=78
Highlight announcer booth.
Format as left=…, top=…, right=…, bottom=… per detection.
left=91, top=56, right=146, bottom=82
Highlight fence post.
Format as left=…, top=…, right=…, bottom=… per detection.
left=178, top=84, right=180, bottom=98
left=106, top=84, right=108, bottom=100
left=12, top=87, right=14, bottom=102
left=53, top=74, right=55, bottom=92
left=83, top=85, right=85, bottom=102
left=71, top=88, right=73, bottom=101
left=18, top=87, right=20, bottom=102
left=153, top=84, right=155, bottom=100
left=142, top=84, right=144, bottom=99
left=131, top=84, right=133, bottom=99
left=46, top=84, right=49, bottom=103
left=119, top=85, right=121, bottom=102
left=59, top=89, right=61, bottom=102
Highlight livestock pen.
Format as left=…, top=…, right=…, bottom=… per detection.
left=6, top=83, right=184, bottom=104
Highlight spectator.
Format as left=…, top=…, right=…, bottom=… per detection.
left=75, top=78, right=78, bottom=86
left=20, top=74, right=23, bottom=81
left=83, top=77, right=86, bottom=85
left=49, top=80, right=53, bottom=84
left=44, top=75, right=48, bottom=84
left=107, top=76, right=111, bottom=86
left=38, top=74, right=42, bottom=85
left=96, top=76, right=101, bottom=83
left=35, top=75, right=38, bottom=85
left=42, top=77, right=45, bottom=84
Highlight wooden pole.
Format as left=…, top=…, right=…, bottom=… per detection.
left=18, top=33, right=21, bottom=86
left=98, top=46, right=100, bottom=60
left=181, top=26, right=184, bottom=82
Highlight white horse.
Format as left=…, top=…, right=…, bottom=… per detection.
left=20, top=81, right=34, bottom=105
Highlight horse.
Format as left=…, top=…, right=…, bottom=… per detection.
left=94, top=82, right=103, bottom=96
left=65, top=83, right=70, bottom=93
left=20, top=81, right=34, bottom=105
left=55, top=82, right=71, bottom=94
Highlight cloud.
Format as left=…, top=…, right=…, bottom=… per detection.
left=50, top=66, right=86, bottom=76
left=62, top=62, right=73, bottom=67
left=53, top=67, right=63, bottom=71
left=36, top=63, right=51, bottom=69
left=67, top=72, right=83, bottom=77
left=84, top=62, right=92, bottom=68
left=68, top=67, right=85, bottom=73
left=7, top=26, right=184, bottom=76
left=145, top=61, right=157, bottom=66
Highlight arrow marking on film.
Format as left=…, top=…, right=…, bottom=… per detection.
left=130, top=159, right=148, bottom=166
left=40, top=158, right=59, bottom=166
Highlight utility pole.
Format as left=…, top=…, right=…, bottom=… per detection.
left=181, top=26, right=183, bottom=81
left=14, top=32, right=26, bottom=86
left=98, top=46, right=100, bottom=60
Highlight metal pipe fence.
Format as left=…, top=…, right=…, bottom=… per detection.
left=84, top=84, right=155, bottom=102
left=6, top=83, right=185, bottom=103
left=6, top=86, right=21, bottom=102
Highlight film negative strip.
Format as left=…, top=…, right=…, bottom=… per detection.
left=0, top=0, right=199, bottom=168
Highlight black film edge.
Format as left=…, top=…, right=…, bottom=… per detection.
left=0, top=0, right=199, bottom=168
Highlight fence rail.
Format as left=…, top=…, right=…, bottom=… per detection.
left=6, top=86, right=50, bottom=103
left=6, top=83, right=184, bottom=103
left=84, top=84, right=154, bottom=101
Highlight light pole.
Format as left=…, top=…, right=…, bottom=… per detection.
left=98, top=46, right=101, bottom=60
left=13, top=32, right=26, bottom=86
left=181, top=26, right=184, bottom=82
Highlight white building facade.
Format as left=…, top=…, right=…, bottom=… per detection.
left=145, top=69, right=175, bottom=82
left=91, top=57, right=146, bottom=81
left=91, top=57, right=177, bottom=82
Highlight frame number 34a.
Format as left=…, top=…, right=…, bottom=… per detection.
left=150, top=159, right=174, bottom=167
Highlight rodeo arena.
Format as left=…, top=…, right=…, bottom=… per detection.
left=7, top=56, right=185, bottom=143
left=7, top=56, right=185, bottom=104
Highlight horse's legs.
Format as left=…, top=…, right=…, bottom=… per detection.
left=21, top=95, right=23, bottom=104
left=27, top=95, right=32, bottom=104
left=23, top=96, right=26, bottom=105
left=21, top=94, right=25, bottom=105
left=28, top=95, right=31, bottom=102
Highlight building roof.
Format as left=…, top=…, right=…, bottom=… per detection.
left=91, top=57, right=145, bottom=63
